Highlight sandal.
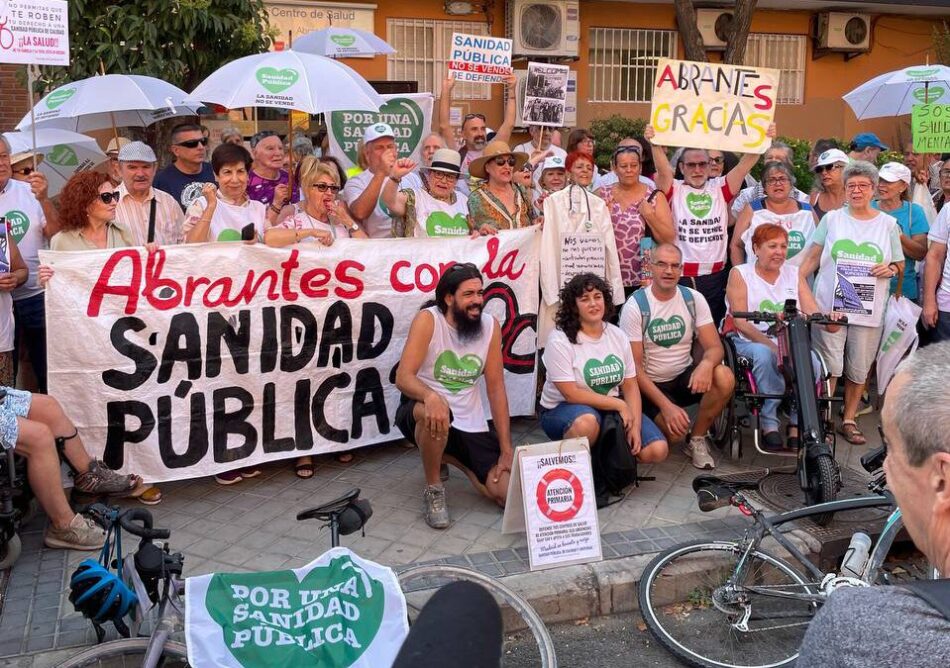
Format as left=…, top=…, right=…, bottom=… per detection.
left=837, top=420, right=867, bottom=445
left=73, top=460, right=142, bottom=496
left=336, top=451, right=354, bottom=464
left=295, top=459, right=315, bottom=479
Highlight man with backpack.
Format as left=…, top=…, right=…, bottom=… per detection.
left=619, top=243, right=735, bottom=470
left=797, top=342, right=950, bottom=666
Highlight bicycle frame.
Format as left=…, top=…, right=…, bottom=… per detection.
left=140, top=574, right=186, bottom=668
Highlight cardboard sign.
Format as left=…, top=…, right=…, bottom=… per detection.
left=523, top=62, right=569, bottom=128
left=185, top=548, right=408, bottom=668
left=0, top=0, right=69, bottom=66
left=448, top=32, right=512, bottom=84
left=650, top=58, right=779, bottom=154
left=327, top=93, right=433, bottom=170
left=912, top=103, right=950, bottom=154
left=559, top=233, right=605, bottom=286
left=41, top=230, right=541, bottom=483
left=502, top=439, right=602, bottom=571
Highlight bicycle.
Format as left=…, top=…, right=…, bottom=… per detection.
left=58, top=488, right=557, bottom=667
left=637, top=438, right=928, bottom=668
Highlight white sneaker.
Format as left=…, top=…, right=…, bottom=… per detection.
left=685, top=435, right=716, bottom=470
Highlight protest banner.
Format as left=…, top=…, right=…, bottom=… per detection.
left=522, top=62, right=569, bottom=128
left=650, top=58, right=779, bottom=154
left=185, top=547, right=408, bottom=668
left=0, top=0, right=69, bottom=66
left=448, top=32, right=512, bottom=84
left=327, top=93, right=433, bottom=170
left=912, top=103, right=950, bottom=154
left=42, top=230, right=540, bottom=483
left=501, top=439, right=601, bottom=571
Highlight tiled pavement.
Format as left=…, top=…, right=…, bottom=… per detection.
left=0, top=413, right=882, bottom=662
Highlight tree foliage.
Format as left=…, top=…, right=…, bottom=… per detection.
left=33, top=0, right=274, bottom=93
left=590, top=115, right=646, bottom=170
left=672, top=0, right=759, bottom=64
left=936, top=21, right=950, bottom=66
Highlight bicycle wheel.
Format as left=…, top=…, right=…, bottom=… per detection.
left=638, top=540, right=817, bottom=668
left=56, top=637, right=189, bottom=668
left=398, top=564, right=557, bottom=668
left=804, top=453, right=840, bottom=526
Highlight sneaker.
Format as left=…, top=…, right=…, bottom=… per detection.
left=855, top=393, right=874, bottom=417
left=423, top=485, right=450, bottom=529
left=44, top=514, right=106, bottom=550
left=73, top=459, right=140, bottom=495
left=762, top=431, right=785, bottom=452
left=239, top=467, right=262, bottom=479
left=685, top=435, right=716, bottom=470
left=215, top=470, right=243, bottom=485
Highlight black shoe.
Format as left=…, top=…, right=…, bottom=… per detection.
left=762, top=431, right=784, bottom=451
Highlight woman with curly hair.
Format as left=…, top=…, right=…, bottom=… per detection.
left=49, top=171, right=134, bottom=250
left=539, top=273, right=668, bottom=464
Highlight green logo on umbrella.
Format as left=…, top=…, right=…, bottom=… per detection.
left=913, top=86, right=945, bottom=103
left=46, top=144, right=78, bottom=167
left=45, top=87, right=76, bottom=110
left=330, top=97, right=425, bottom=166
left=906, top=67, right=939, bottom=79
left=330, top=34, right=357, bottom=48
left=256, top=67, right=300, bottom=94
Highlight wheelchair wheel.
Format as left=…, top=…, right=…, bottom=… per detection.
left=712, top=336, right=741, bottom=460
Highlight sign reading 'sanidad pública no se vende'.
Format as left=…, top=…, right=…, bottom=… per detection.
left=912, top=103, right=950, bottom=154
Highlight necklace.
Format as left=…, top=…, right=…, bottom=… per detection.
left=301, top=205, right=335, bottom=238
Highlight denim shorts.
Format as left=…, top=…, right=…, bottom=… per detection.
left=0, top=387, right=33, bottom=450
left=539, top=403, right=666, bottom=446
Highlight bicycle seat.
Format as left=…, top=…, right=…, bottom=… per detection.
left=692, top=475, right=758, bottom=512
left=296, top=488, right=361, bottom=522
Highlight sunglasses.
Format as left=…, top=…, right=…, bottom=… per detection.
left=12, top=167, right=34, bottom=176
left=815, top=164, right=841, bottom=174
left=683, top=161, right=708, bottom=170
left=613, top=145, right=641, bottom=157
left=310, top=183, right=341, bottom=193
left=98, top=191, right=121, bottom=204
left=492, top=156, right=517, bottom=167
left=176, top=138, right=209, bottom=148
left=709, top=156, right=724, bottom=165
left=463, top=113, right=486, bottom=123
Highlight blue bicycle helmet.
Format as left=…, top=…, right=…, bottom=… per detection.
left=69, top=559, right=138, bottom=626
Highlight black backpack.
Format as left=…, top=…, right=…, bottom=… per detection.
left=591, top=412, right=654, bottom=508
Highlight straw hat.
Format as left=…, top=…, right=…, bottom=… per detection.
left=10, top=150, right=43, bottom=168
left=468, top=140, right=529, bottom=180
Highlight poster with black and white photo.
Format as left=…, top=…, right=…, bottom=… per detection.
left=523, top=62, right=569, bottom=127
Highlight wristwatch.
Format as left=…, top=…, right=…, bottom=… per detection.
left=349, top=221, right=360, bottom=232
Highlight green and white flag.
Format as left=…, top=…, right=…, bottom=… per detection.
left=185, top=548, right=408, bottom=667
left=327, top=93, right=434, bottom=170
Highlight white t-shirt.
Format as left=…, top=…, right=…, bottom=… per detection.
left=342, top=170, right=393, bottom=238
left=729, top=263, right=800, bottom=340
left=540, top=323, right=636, bottom=409
left=0, top=179, right=47, bottom=301
left=741, top=200, right=816, bottom=265
left=668, top=177, right=731, bottom=276
left=277, top=204, right=351, bottom=240
left=619, top=286, right=714, bottom=383
left=928, top=205, right=950, bottom=312
left=182, top=194, right=268, bottom=242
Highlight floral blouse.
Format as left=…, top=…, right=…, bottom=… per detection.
left=467, top=183, right=537, bottom=231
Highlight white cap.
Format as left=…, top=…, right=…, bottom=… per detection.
left=117, top=141, right=157, bottom=163
left=363, top=122, right=395, bottom=144
left=878, top=161, right=911, bottom=184
left=106, top=136, right=130, bottom=155
left=540, top=155, right=565, bottom=172
left=814, top=148, right=849, bottom=171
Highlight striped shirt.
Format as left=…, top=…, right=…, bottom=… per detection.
left=114, top=183, right=185, bottom=246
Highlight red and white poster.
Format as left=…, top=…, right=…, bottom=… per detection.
left=0, top=0, right=69, bottom=66
left=448, top=32, right=512, bottom=84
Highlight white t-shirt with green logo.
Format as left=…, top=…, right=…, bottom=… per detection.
left=540, top=323, right=636, bottom=410
left=182, top=194, right=268, bottom=242
left=729, top=263, right=800, bottom=340
left=741, top=201, right=816, bottom=265
left=405, top=187, right=469, bottom=238
left=417, top=306, right=495, bottom=433
left=668, top=176, right=730, bottom=275
left=342, top=170, right=393, bottom=238
left=928, top=206, right=950, bottom=312
left=1, top=179, right=47, bottom=301
left=619, top=286, right=714, bottom=383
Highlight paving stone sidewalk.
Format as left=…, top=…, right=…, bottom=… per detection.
left=0, top=413, right=881, bottom=663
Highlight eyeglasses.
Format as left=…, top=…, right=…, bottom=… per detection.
left=709, top=156, right=724, bottom=165
left=683, top=161, right=709, bottom=170
left=940, top=169, right=950, bottom=177
left=815, top=164, right=842, bottom=174
left=12, top=167, right=34, bottom=176
left=846, top=182, right=873, bottom=192
left=652, top=260, right=682, bottom=271
left=98, top=191, right=121, bottom=204
left=765, top=177, right=790, bottom=186
left=175, top=138, right=209, bottom=148
left=309, top=183, right=341, bottom=193
left=492, top=156, right=517, bottom=167
left=429, top=171, right=458, bottom=181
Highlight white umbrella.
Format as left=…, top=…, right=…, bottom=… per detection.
left=15, top=74, right=202, bottom=132
left=291, top=27, right=395, bottom=58
left=843, top=64, right=950, bottom=120
left=3, top=129, right=106, bottom=197
left=188, top=50, right=383, bottom=114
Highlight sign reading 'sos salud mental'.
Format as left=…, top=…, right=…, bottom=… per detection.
left=448, top=32, right=512, bottom=84
left=650, top=58, right=780, bottom=154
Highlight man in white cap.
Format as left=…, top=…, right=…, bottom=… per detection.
left=342, top=122, right=400, bottom=238
left=114, top=141, right=185, bottom=246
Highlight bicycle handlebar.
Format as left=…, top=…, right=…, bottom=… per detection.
left=731, top=310, right=849, bottom=327
left=119, top=508, right=170, bottom=541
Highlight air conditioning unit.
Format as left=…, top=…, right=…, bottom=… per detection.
left=817, top=12, right=871, bottom=51
left=514, top=69, right=577, bottom=128
left=696, top=9, right=733, bottom=50
left=507, top=0, right=580, bottom=59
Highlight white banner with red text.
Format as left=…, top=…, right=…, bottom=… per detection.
left=41, top=230, right=540, bottom=483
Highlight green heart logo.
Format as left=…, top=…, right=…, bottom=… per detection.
left=787, top=231, right=806, bottom=257
left=881, top=329, right=901, bottom=353
left=45, top=87, right=76, bottom=110
left=648, top=315, right=686, bottom=348
left=4, top=210, right=30, bottom=243
left=907, top=67, right=939, bottom=79
left=46, top=144, right=78, bottom=167
left=433, top=350, right=483, bottom=393
left=759, top=299, right=783, bottom=313
left=831, top=239, right=883, bottom=264
left=685, top=192, right=713, bottom=218
left=330, top=97, right=425, bottom=166
left=582, top=354, right=625, bottom=395
left=205, top=553, right=385, bottom=666
left=912, top=86, right=945, bottom=103
left=217, top=228, right=243, bottom=242
left=256, top=67, right=300, bottom=94
left=330, top=34, right=357, bottom=47
left=425, top=211, right=469, bottom=237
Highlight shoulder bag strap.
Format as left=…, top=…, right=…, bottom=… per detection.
left=147, top=197, right=157, bottom=244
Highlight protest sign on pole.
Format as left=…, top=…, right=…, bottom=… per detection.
left=0, top=0, right=69, bottom=66
left=650, top=58, right=779, bottom=154
left=327, top=93, right=433, bottom=171
left=41, top=230, right=540, bottom=483
left=501, top=439, right=601, bottom=571
left=448, top=32, right=512, bottom=84
left=912, top=103, right=950, bottom=154
left=522, top=62, right=569, bottom=128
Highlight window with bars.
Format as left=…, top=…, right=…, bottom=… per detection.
left=742, top=34, right=807, bottom=105
left=387, top=18, right=491, bottom=101
left=588, top=28, right=677, bottom=103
